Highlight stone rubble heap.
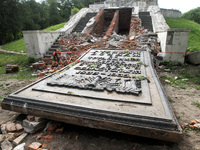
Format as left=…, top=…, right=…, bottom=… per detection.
left=31, top=16, right=161, bottom=77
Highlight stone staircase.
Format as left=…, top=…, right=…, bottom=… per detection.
left=139, top=12, right=153, bottom=31
left=43, top=36, right=61, bottom=59
left=72, top=13, right=97, bottom=33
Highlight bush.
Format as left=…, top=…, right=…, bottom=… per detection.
left=71, top=7, right=80, bottom=15
left=182, top=7, right=200, bottom=24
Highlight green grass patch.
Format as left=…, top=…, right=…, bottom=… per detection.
left=161, top=62, right=200, bottom=89
left=165, top=18, right=200, bottom=52
left=192, top=102, right=200, bottom=108
left=162, top=75, right=189, bottom=89
left=1, top=22, right=66, bottom=53
left=0, top=53, right=35, bottom=81
left=1, top=38, right=26, bottom=53
left=43, top=22, right=66, bottom=31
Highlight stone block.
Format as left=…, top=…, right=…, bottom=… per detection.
left=23, top=119, right=47, bottom=133
left=12, top=133, right=28, bottom=145
left=28, top=142, right=42, bottom=150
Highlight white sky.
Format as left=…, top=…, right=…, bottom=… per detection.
left=158, top=0, right=200, bottom=13
left=35, top=0, right=200, bottom=13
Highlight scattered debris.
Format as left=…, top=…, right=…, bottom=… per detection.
left=182, top=119, right=200, bottom=130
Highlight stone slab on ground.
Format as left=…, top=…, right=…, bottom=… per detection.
left=1, top=49, right=183, bottom=142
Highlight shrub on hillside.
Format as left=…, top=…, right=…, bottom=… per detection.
left=182, top=7, right=200, bottom=24
left=71, top=7, right=80, bottom=15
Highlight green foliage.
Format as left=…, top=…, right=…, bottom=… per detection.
left=182, top=7, right=200, bottom=24
left=43, top=22, right=66, bottom=31
left=71, top=7, right=80, bottom=15
left=49, top=2, right=62, bottom=25
left=165, top=18, right=200, bottom=52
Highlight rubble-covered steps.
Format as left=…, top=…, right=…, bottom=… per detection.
left=72, top=13, right=97, bottom=33
left=139, top=12, right=153, bottom=31
left=43, top=36, right=62, bottom=59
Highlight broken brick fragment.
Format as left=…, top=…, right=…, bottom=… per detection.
left=6, top=65, right=19, bottom=73
left=28, top=142, right=42, bottom=150
left=188, top=120, right=198, bottom=125
left=40, top=134, right=53, bottom=141
left=32, top=62, right=47, bottom=70
left=55, top=127, right=64, bottom=133
left=6, top=123, right=16, bottom=132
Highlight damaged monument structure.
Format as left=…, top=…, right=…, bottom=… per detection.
left=2, top=0, right=190, bottom=142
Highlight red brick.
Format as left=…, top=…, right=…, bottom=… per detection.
left=6, top=123, right=16, bottom=132
left=55, top=127, right=64, bottom=133
left=28, top=142, right=42, bottom=150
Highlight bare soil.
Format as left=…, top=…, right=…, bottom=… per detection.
left=0, top=72, right=200, bottom=150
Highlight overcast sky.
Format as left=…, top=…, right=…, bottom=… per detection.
left=158, top=0, right=200, bottom=13
left=35, top=0, right=200, bottom=13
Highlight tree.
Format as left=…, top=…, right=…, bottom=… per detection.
left=49, top=1, right=62, bottom=25
left=0, top=0, right=22, bottom=44
left=182, top=7, right=200, bottom=24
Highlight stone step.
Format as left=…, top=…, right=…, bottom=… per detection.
left=72, top=12, right=97, bottom=33
left=49, top=48, right=57, bottom=51
left=51, top=45, right=59, bottom=48
left=139, top=12, right=153, bottom=31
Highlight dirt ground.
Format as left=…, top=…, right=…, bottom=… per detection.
left=0, top=70, right=200, bottom=150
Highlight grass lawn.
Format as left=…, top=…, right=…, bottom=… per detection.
left=1, top=38, right=26, bottom=53
left=1, top=22, right=66, bottom=53
left=166, top=18, right=200, bottom=52
left=0, top=53, right=35, bottom=81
